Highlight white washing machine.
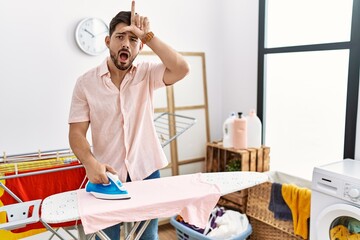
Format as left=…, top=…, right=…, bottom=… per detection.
left=310, top=159, right=360, bottom=240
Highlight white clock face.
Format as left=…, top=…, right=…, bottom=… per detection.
left=75, top=18, right=109, bottom=56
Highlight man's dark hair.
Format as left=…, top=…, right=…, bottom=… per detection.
left=109, top=11, right=131, bottom=36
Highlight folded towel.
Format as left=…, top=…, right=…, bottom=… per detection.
left=268, top=182, right=292, bottom=221
left=282, top=183, right=311, bottom=240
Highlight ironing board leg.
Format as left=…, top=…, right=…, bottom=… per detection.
left=123, top=222, right=133, bottom=237
left=40, top=220, right=68, bottom=240
left=125, top=221, right=141, bottom=240
left=74, top=224, right=115, bottom=240
left=62, top=226, right=78, bottom=239
left=95, top=230, right=112, bottom=240
left=48, top=226, right=78, bottom=240
left=86, top=233, right=97, bottom=240
left=133, top=220, right=150, bottom=240
left=124, top=220, right=151, bottom=240
left=76, top=224, right=87, bottom=240
left=48, top=227, right=75, bottom=240
left=75, top=224, right=98, bottom=240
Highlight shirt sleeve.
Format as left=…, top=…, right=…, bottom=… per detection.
left=149, top=62, right=167, bottom=90
left=68, top=77, right=90, bottom=123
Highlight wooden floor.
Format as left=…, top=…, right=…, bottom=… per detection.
left=159, top=223, right=178, bottom=240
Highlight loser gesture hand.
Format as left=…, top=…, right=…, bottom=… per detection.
left=122, top=1, right=150, bottom=40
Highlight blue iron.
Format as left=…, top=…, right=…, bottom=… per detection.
left=85, top=172, right=130, bottom=200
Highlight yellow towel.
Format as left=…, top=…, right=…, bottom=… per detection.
left=282, top=183, right=311, bottom=239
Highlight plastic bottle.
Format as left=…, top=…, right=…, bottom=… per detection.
left=233, top=112, right=247, bottom=150
left=223, top=112, right=236, bottom=148
left=246, top=109, right=262, bottom=148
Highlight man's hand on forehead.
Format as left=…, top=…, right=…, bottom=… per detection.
left=130, top=1, right=149, bottom=30
left=120, top=0, right=150, bottom=40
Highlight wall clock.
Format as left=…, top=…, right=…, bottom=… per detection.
left=75, top=18, right=109, bottom=56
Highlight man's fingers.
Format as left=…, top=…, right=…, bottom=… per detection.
left=102, top=174, right=110, bottom=184
left=106, top=165, right=117, bottom=175
left=91, top=172, right=108, bottom=184
left=134, top=14, right=140, bottom=28
left=141, top=16, right=149, bottom=30
left=131, top=0, right=136, bottom=25
left=139, top=16, right=146, bottom=28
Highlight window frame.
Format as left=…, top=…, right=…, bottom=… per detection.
left=257, top=0, right=360, bottom=159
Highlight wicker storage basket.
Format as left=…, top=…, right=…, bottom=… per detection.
left=246, top=172, right=311, bottom=240
left=249, top=217, right=299, bottom=240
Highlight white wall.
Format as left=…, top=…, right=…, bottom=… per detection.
left=0, top=0, right=259, bottom=155
left=222, top=0, right=259, bottom=124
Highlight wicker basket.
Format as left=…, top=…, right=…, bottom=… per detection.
left=248, top=217, right=300, bottom=240
left=246, top=180, right=304, bottom=240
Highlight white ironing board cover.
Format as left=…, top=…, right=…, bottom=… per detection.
left=41, top=190, right=79, bottom=224
left=201, top=171, right=269, bottom=195
left=41, top=171, right=268, bottom=234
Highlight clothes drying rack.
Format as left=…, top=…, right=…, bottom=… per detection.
left=0, top=112, right=196, bottom=240
left=154, top=112, right=196, bottom=148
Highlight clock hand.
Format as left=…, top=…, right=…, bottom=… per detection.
left=84, top=29, right=95, bottom=38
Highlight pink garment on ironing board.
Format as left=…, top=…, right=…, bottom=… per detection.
left=77, top=173, right=221, bottom=234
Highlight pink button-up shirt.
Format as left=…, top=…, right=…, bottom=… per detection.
left=69, top=58, right=168, bottom=182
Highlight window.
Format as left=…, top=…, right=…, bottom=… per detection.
left=266, top=0, right=352, bottom=48
left=258, top=0, right=360, bottom=179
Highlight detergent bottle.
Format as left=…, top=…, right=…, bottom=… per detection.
left=233, top=112, right=247, bottom=150
left=246, top=109, right=262, bottom=148
left=223, top=112, right=236, bottom=148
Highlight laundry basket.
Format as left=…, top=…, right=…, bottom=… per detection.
left=170, top=216, right=252, bottom=240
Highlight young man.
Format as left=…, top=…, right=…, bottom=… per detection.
left=68, top=1, right=189, bottom=239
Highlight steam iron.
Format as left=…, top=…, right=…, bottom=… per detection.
left=85, top=172, right=130, bottom=200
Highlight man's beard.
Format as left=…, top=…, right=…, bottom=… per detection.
left=110, top=50, right=137, bottom=71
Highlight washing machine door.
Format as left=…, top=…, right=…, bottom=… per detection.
left=315, top=203, right=360, bottom=240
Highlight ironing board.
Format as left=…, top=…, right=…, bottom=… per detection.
left=41, top=171, right=269, bottom=240
left=0, top=112, right=196, bottom=239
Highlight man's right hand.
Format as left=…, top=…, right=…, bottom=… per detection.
left=69, top=122, right=117, bottom=184
left=84, top=159, right=117, bottom=184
